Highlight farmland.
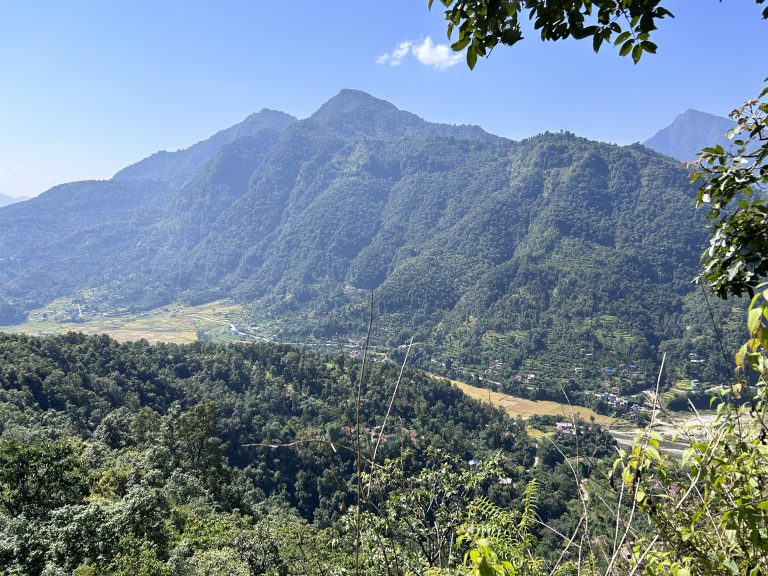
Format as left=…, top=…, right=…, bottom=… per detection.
left=1, top=299, right=252, bottom=344
left=443, top=376, right=624, bottom=425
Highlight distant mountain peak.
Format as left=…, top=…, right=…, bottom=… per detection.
left=325, top=88, right=395, bottom=107
left=113, top=108, right=296, bottom=185
left=310, top=89, right=421, bottom=135
left=316, top=89, right=398, bottom=112
left=310, top=88, right=500, bottom=142
left=244, top=108, right=297, bottom=124
left=644, top=108, right=734, bottom=161
left=0, top=193, right=29, bottom=208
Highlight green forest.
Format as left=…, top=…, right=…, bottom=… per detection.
left=0, top=332, right=622, bottom=575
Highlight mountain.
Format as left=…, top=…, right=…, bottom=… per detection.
left=0, top=90, right=724, bottom=400
left=0, top=193, right=28, bottom=208
left=113, top=108, right=297, bottom=187
left=644, top=109, right=734, bottom=161
left=310, top=88, right=500, bottom=141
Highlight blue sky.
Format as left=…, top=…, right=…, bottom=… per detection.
left=1, top=1, right=766, bottom=198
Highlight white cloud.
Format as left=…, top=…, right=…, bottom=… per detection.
left=376, top=40, right=413, bottom=67
left=376, top=37, right=462, bottom=71
left=412, top=37, right=463, bottom=70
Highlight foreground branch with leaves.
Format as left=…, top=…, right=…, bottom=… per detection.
left=691, top=79, right=768, bottom=300
left=617, top=287, right=768, bottom=575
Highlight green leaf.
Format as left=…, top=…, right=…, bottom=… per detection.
left=724, top=558, right=739, bottom=574
left=452, top=36, right=471, bottom=51
left=748, top=305, right=763, bottom=335
left=619, top=39, right=633, bottom=57
left=592, top=33, right=603, bottom=53
left=466, top=45, right=478, bottom=69
left=613, top=31, right=631, bottom=46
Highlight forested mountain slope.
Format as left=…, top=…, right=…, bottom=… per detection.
left=0, top=332, right=619, bottom=574
left=0, top=90, right=727, bottom=397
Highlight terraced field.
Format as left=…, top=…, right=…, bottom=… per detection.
left=1, top=299, right=251, bottom=344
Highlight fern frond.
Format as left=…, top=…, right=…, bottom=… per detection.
left=518, top=478, right=539, bottom=537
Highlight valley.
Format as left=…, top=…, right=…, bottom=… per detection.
left=3, top=298, right=248, bottom=344
left=438, top=374, right=623, bottom=424
left=0, top=290, right=715, bottom=453
left=0, top=86, right=761, bottom=575
left=0, top=90, right=743, bottom=414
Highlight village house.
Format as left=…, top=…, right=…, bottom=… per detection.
left=555, top=422, right=575, bottom=435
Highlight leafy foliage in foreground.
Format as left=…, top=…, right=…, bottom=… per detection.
left=616, top=287, right=768, bottom=575
left=428, top=0, right=674, bottom=68
left=0, top=332, right=620, bottom=575
left=692, top=79, right=768, bottom=300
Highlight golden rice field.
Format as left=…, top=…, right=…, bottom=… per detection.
left=442, top=376, right=625, bottom=426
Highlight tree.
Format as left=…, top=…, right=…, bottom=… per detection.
left=691, top=83, right=768, bottom=298
left=430, top=0, right=767, bottom=69
left=615, top=287, right=768, bottom=575
left=430, top=0, right=667, bottom=69
left=0, top=437, right=88, bottom=519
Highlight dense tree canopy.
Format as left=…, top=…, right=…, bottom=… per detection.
left=0, top=333, right=625, bottom=575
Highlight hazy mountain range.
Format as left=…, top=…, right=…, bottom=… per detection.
left=0, top=193, right=28, bottom=208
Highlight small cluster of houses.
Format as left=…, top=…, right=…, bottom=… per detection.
left=573, top=360, right=643, bottom=380
left=555, top=421, right=576, bottom=435
left=603, top=362, right=641, bottom=378
left=485, top=359, right=503, bottom=375
left=596, top=392, right=628, bottom=409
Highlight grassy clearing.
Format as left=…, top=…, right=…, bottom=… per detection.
left=525, top=426, right=548, bottom=439
left=439, top=375, right=626, bottom=426
left=2, top=300, right=248, bottom=344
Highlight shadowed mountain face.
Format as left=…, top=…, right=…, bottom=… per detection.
left=644, top=109, right=734, bottom=162
left=0, top=90, right=711, bottom=383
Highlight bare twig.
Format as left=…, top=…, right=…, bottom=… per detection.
left=604, top=352, right=665, bottom=575
left=355, top=292, right=375, bottom=576
left=368, top=336, right=413, bottom=498
left=548, top=515, right=585, bottom=576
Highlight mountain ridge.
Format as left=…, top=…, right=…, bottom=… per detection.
left=112, top=108, right=297, bottom=187
left=0, top=193, right=29, bottom=208
left=643, top=108, right=734, bottom=161
left=0, top=89, right=728, bottom=401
